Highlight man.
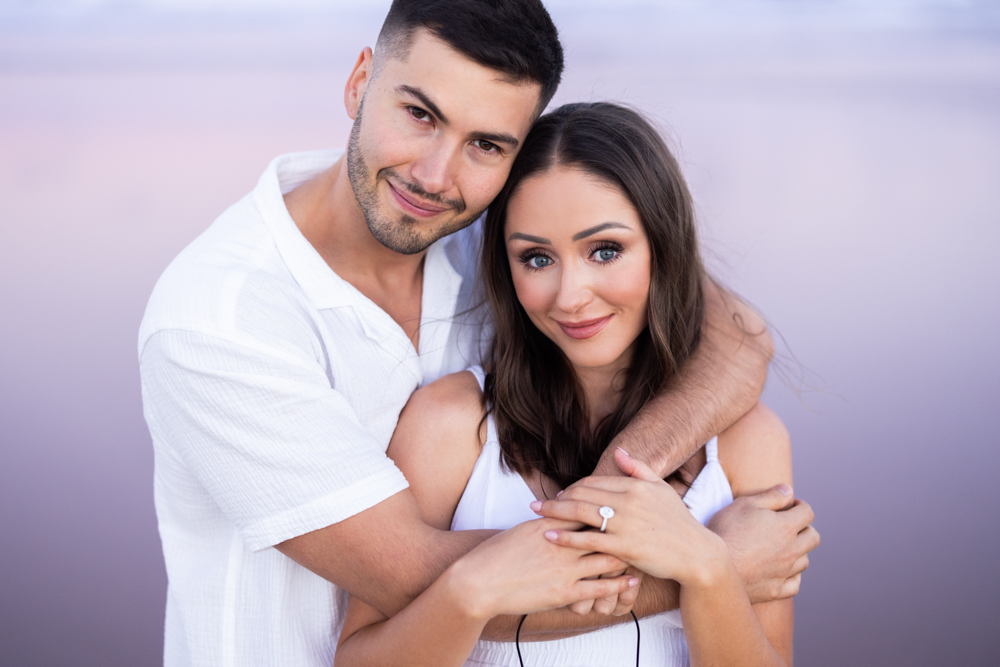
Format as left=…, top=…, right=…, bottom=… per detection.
left=139, top=1, right=818, bottom=664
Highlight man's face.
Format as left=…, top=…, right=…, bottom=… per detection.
left=347, top=29, right=542, bottom=255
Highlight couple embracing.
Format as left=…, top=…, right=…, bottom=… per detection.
left=139, top=1, right=820, bottom=665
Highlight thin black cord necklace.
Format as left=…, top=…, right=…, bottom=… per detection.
left=515, top=610, right=640, bottom=667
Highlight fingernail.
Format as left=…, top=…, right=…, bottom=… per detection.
left=616, top=447, right=630, bottom=457
left=530, top=500, right=542, bottom=513
left=628, top=577, right=639, bottom=587
left=544, top=531, right=559, bottom=541
left=556, top=490, right=564, bottom=498
left=777, top=484, right=792, bottom=496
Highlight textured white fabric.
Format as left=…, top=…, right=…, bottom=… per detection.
left=139, top=150, right=490, bottom=667
left=453, top=367, right=734, bottom=667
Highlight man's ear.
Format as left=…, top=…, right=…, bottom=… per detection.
left=344, top=47, right=374, bottom=121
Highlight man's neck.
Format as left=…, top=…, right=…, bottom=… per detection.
left=284, top=155, right=426, bottom=350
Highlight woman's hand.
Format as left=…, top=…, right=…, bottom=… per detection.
left=531, top=448, right=730, bottom=586
left=444, top=515, right=640, bottom=621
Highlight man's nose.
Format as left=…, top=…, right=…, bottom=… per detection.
left=409, top=141, right=458, bottom=196
left=555, top=262, right=594, bottom=314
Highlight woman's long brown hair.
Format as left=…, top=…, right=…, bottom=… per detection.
left=482, top=102, right=706, bottom=489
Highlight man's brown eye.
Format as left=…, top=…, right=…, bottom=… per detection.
left=410, top=107, right=428, bottom=120
left=476, top=140, right=497, bottom=152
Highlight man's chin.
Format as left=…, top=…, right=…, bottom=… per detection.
left=365, top=208, right=482, bottom=255
left=365, top=215, right=435, bottom=255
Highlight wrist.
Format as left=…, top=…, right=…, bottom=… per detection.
left=680, top=532, right=734, bottom=590
left=441, top=554, right=494, bottom=622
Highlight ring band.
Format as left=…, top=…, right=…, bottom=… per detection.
left=598, top=505, right=615, bottom=532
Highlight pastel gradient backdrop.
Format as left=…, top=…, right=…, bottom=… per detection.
left=1, top=1, right=998, bottom=664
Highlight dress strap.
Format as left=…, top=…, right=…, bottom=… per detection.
left=705, top=436, right=720, bottom=462
left=467, top=365, right=487, bottom=392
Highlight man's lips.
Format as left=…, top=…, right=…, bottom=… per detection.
left=387, top=181, right=449, bottom=218
left=556, top=315, right=613, bottom=340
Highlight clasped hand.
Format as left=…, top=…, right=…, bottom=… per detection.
left=532, top=448, right=819, bottom=612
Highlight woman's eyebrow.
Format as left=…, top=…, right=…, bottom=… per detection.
left=508, top=232, right=551, bottom=244
left=572, top=221, right=630, bottom=241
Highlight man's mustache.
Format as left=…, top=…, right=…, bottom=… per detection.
left=380, top=168, right=466, bottom=215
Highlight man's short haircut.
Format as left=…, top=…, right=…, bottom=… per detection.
left=376, top=0, right=564, bottom=112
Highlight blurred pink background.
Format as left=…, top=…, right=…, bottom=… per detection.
left=1, top=1, right=998, bottom=664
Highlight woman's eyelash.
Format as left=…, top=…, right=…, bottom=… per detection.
left=590, top=240, right=625, bottom=263
left=517, top=250, right=552, bottom=270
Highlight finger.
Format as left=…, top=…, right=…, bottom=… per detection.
left=743, top=484, right=795, bottom=511
left=592, top=569, right=626, bottom=615
left=781, top=499, right=816, bottom=532
left=546, top=528, right=616, bottom=556
left=611, top=573, right=641, bottom=615
left=571, top=575, right=639, bottom=605
left=569, top=598, right=595, bottom=616
left=547, top=483, right=631, bottom=508
left=534, top=497, right=618, bottom=529
left=795, top=524, right=821, bottom=555
left=614, top=447, right=662, bottom=482
left=592, top=593, right=618, bottom=615
left=777, top=574, right=801, bottom=599
left=537, top=517, right=589, bottom=532
left=576, top=552, right=627, bottom=579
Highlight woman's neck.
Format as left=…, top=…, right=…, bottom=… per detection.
left=573, top=343, right=636, bottom=432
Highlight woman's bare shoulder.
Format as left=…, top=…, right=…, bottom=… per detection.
left=386, top=370, right=487, bottom=530
left=397, top=370, right=485, bottom=439
left=716, top=402, right=793, bottom=498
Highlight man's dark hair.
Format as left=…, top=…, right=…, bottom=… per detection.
left=376, top=0, right=564, bottom=112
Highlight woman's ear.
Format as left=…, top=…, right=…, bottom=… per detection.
left=344, top=47, right=374, bottom=120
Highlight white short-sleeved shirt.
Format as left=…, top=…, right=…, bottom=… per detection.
left=139, top=150, right=490, bottom=667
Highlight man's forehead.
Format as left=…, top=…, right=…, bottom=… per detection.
left=375, top=29, right=542, bottom=131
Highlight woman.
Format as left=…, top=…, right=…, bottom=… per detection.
left=334, top=102, right=794, bottom=666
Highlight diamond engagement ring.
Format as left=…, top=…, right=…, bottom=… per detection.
left=598, top=505, right=615, bottom=532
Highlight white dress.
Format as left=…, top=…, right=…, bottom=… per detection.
left=451, top=367, right=735, bottom=667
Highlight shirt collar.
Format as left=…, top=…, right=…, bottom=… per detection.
left=252, top=151, right=466, bottom=338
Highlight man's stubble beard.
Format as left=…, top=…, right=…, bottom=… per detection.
left=346, top=99, right=485, bottom=256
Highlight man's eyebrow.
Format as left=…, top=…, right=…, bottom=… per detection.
left=397, top=85, right=448, bottom=124
left=572, top=222, right=631, bottom=241
left=471, top=131, right=519, bottom=150
left=397, top=85, right=518, bottom=150
left=508, top=232, right=551, bottom=244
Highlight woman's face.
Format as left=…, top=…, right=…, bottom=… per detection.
left=505, top=165, right=651, bottom=374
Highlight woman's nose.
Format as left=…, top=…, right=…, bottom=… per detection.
left=555, top=263, right=594, bottom=313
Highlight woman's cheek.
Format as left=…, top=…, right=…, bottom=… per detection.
left=511, top=269, right=555, bottom=322
left=613, top=257, right=651, bottom=333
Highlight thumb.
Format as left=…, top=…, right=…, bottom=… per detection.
left=614, top=447, right=662, bottom=482
left=744, top=484, right=795, bottom=510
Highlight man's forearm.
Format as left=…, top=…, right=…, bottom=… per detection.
left=600, top=279, right=773, bottom=478
left=277, top=491, right=499, bottom=618
left=481, top=576, right=680, bottom=641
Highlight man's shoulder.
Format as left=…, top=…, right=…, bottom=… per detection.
left=138, top=192, right=304, bottom=357
left=438, top=214, right=485, bottom=282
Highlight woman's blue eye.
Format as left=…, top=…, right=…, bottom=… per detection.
left=529, top=256, right=552, bottom=268
left=596, top=249, right=617, bottom=261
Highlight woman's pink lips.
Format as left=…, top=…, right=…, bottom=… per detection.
left=387, top=181, right=448, bottom=218
left=556, top=315, right=613, bottom=340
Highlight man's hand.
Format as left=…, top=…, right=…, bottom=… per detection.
left=707, top=484, right=820, bottom=603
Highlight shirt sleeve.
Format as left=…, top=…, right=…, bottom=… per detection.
left=140, top=328, right=409, bottom=552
